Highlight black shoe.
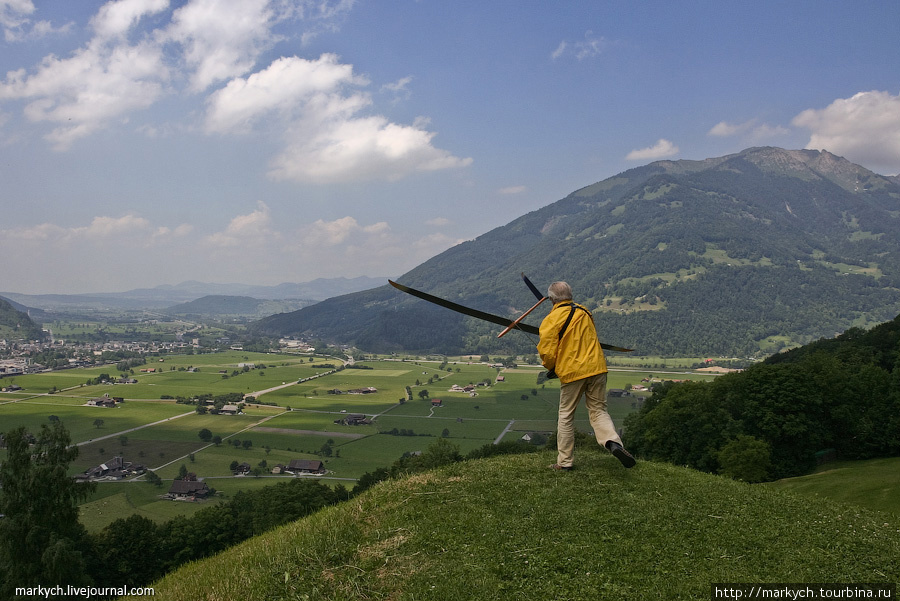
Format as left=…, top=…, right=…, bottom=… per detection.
left=549, top=463, right=573, bottom=471
left=606, top=441, right=636, bottom=468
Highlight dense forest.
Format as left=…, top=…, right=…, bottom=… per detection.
left=623, top=314, right=900, bottom=481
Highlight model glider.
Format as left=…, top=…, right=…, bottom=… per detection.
left=388, top=278, right=633, bottom=353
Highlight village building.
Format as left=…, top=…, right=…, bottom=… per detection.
left=86, top=395, right=122, bottom=408
left=284, top=459, right=325, bottom=475
left=219, top=404, right=240, bottom=415
left=334, top=413, right=370, bottom=426
left=78, top=456, right=146, bottom=481
left=167, top=480, right=211, bottom=500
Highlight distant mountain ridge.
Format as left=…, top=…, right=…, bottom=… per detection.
left=164, top=295, right=312, bottom=318
left=252, top=147, right=900, bottom=357
left=0, top=276, right=387, bottom=311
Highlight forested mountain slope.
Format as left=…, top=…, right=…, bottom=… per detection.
left=0, top=297, right=44, bottom=341
left=253, top=147, right=900, bottom=357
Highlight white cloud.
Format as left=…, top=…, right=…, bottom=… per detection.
left=551, top=31, right=607, bottom=61
left=163, top=0, right=282, bottom=92
left=204, top=54, right=362, bottom=134
left=91, top=0, right=168, bottom=40
left=203, top=201, right=276, bottom=248
left=0, top=1, right=169, bottom=150
left=426, top=217, right=451, bottom=226
left=792, top=90, right=900, bottom=174
left=498, top=185, right=526, bottom=195
left=206, top=53, right=470, bottom=183
left=625, top=138, right=679, bottom=161
left=269, top=112, right=472, bottom=183
left=709, top=120, right=753, bottom=137
left=0, top=206, right=461, bottom=293
left=0, top=0, right=32, bottom=40
left=708, top=119, right=789, bottom=141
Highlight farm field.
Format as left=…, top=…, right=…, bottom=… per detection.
left=1, top=351, right=721, bottom=529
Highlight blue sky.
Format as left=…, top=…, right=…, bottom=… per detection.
left=1, top=0, right=898, bottom=294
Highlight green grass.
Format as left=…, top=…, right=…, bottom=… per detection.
left=768, top=457, right=900, bottom=517
left=127, top=449, right=900, bottom=601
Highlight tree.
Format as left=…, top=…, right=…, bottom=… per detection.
left=93, top=418, right=104, bottom=429
left=418, top=389, right=430, bottom=400
left=0, top=423, right=96, bottom=597
left=718, top=435, right=772, bottom=483
left=198, top=428, right=212, bottom=442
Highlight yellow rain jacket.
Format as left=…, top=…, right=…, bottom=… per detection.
left=537, top=302, right=607, bottom=384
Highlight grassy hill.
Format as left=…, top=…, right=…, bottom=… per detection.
left=128, top=449, right=899, bottom=601
left=769, top=457, right=900, bottom=517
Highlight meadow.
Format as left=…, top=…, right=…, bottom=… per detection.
left=1, top=350, right=720, bottom=530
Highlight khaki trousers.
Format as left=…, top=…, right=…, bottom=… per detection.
left=556, top=372, right=621, bottom=467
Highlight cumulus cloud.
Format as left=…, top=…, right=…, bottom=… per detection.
left=205, top=53, right=470, bottom=183
left=0, top=0, right=169, bottom=150
left=204, top=54, right=363, bottom=134
left=269, top=111, right=472, bottom=183
left=626, top=139, right=679, bottom=161
left=163, top=0, right=283, bottom=93
left=0, top=1, right=468, bottom=182
left=792, top=90, right=900, bottom=174
left=426, top=217, right=451, bottom=226
left=203, top=201, right=277, bottom=248
left=0, top=0, right=33, bottom=40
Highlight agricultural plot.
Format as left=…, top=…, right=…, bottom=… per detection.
left=2, top=352, right=718, bottom=528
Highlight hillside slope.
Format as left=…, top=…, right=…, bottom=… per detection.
left=253, top=147, right=900, bottom=357
left=130, top=450, right=899, bottom=601
left=0, top=297, right=44, bottom=341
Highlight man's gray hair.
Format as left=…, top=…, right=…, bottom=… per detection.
left=547, top=281, right=572, bottom=303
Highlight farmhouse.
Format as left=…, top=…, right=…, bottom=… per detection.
left=167, top=480, right=210, bottom=500
left=78, top=456, right=146, bottom=481
left=219, top=404, right=240, bottom=415
left=335, top=413, right=370, bottom=426
left=431, top=399, right=443, bottom=407
left=285, top=459, right=325, bottom=475
left=348, top=387, right=377, bottom=394
left=86, top=395, right=121, bottom=408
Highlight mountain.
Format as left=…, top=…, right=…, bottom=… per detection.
left=0, top=297, right=45, bottom=341
left=252, top=147, right=900, bottom=357
left=0, top=276, right=387, bottom=312
left=164, top=295, right=312, bottom=318
left=126, top=450, right=900, bottom=601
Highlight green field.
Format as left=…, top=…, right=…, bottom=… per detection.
left=1, top=352, right=722, bottom=530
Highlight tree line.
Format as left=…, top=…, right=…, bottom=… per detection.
left=623, top=314, right=900, bottom=481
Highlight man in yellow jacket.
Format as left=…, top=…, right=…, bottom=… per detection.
left=537, top=281, right=635, bottom=470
